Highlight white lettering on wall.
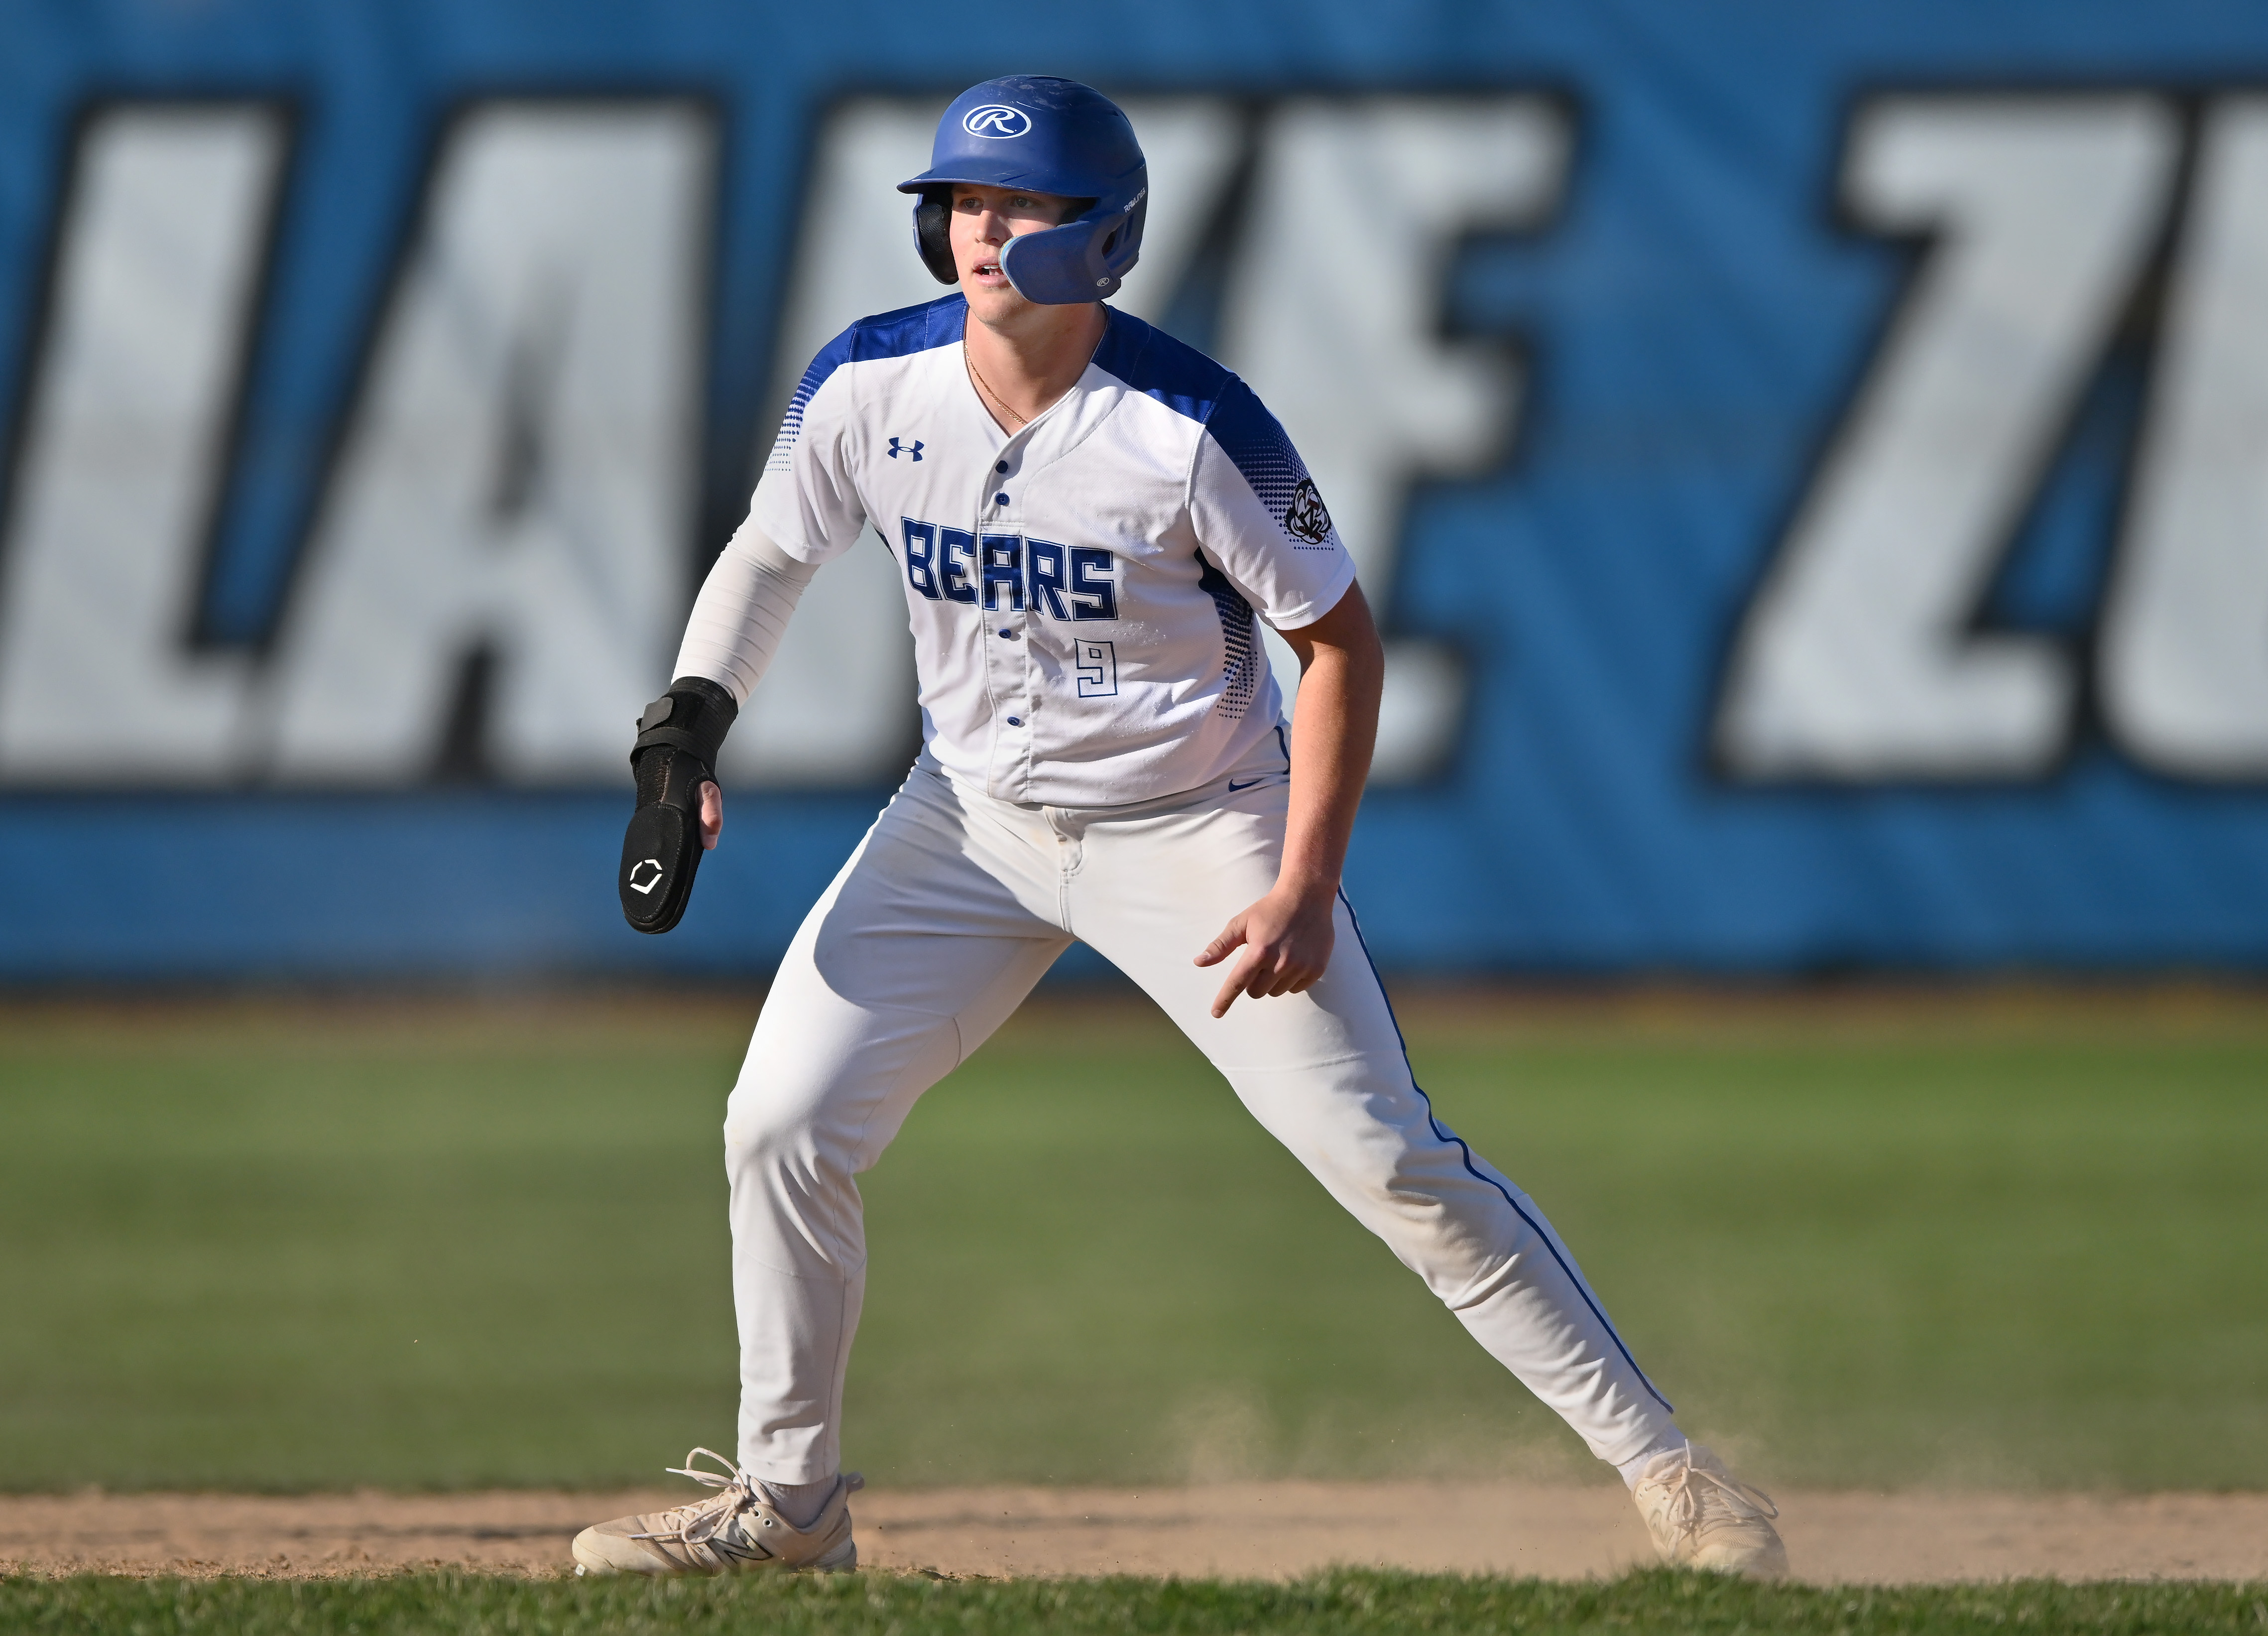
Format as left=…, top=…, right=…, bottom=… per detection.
left=1716, top=96, right=2179, bottom=780
left=0, top=104, right=284, bottom=782
left=1217, top=97, right=1568, bottom=781
left=2100, top=96, right=2268, bottom=777
left=263, top=101, right=713, bottom=783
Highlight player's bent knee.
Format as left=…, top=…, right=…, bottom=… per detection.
left=720, top=1086, right=836, bottom=1173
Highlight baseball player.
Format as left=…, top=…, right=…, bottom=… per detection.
left=578, top=76, right=1786, bottom=1578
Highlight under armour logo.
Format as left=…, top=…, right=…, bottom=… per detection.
left=888, top=437, right=924, bottom=461
left=627, top=858, right=664, bottom=894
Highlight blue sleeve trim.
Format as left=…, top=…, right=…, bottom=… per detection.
left=1196, top=553, right=1259, bottom=720
left=1089, top=313, right=1335, bottom=547
left=767, top=329, right=857, bottom=473
left=767, top=294, right=967, bottom=473
left=1200, top=377, right=1319, bottom=539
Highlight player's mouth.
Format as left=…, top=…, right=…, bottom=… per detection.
left=969, top=257, right=1006, bottom=283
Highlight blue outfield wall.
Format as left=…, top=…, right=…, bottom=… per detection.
left=1, top=0, right=2267, bottom=978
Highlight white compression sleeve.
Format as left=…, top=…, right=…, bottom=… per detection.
left=672, top=518, right=819, bottom=705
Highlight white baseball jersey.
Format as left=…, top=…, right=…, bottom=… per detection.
left=752, top=294, right=1356, bottom=807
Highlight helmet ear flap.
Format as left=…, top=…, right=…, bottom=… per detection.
left=1108, top=189, right=1147, bottom=275
left=913, top=187, right=956, bottom=284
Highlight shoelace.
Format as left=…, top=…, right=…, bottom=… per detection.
left=629, top=1447, right=864, bottom=1546
left=1651, top=1452, right=1779, bottom=1542
left=629, top=1448, right=765, bottom=1546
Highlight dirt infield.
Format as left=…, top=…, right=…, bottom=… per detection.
left=4, top=1483, right=2263, bottom=1583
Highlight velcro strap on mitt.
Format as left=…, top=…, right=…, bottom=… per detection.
left=619, top=676, right=738, bottom=934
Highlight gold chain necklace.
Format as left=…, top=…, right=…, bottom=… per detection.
left=964, top=353, right=1030, bottom=427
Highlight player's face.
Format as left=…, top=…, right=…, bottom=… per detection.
left=950, top=183, right=1081, bottom=316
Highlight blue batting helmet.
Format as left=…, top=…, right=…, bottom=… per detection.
left=898, top=76, right=1147, bottom=305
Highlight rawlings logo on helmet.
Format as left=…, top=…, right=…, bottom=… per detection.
left=903, top=78, right=1147, bottom=303
left=961, top=104, right=1033, bottom=138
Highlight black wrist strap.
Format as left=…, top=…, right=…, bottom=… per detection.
left=631, top=675, right=737, bottom=778
left=619, top=677, right=739, bottom=935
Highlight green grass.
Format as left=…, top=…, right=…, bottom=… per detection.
left=0, top=989, right=2263, bottom=1492
left=4, top=1569, right=2266, bottom=1636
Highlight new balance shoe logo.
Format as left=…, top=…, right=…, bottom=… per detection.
left=706, top=1528, right=775, bottom=1565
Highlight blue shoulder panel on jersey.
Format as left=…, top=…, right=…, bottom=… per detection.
left=1089, top=308, right=1230, bottom=424
left=1092, top=310, right=1316, bottom=530
left=770, top=294, right=967, bottom=466
left=845, top=292, right=969, bottom=363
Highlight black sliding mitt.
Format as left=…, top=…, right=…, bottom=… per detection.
left=619, top=676, right=737, bottom=934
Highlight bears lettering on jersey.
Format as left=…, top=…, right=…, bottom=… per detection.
left=749, top=295, right=1352, bottom=803
left=900, top=520, right=1118, bottom=621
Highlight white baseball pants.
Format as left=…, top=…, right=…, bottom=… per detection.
left=721, top=744, right=1678, bottom=1483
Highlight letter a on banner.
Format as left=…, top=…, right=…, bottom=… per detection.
left=264, top=101, right=713, bottom=784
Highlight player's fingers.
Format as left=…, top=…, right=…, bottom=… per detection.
left=699, top=781, right=724, bottom=851
left=1244, top=947, right=1292, bottom=1001
left=1194, top=916, right=1248, bottom=968
left=1210, top=947, right=1263, bottom=1017
left=1254, top=958, right=1326, bottom=1001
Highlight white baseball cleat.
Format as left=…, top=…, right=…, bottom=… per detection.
left=1631, top=1443, right=1789, bottom=1578
left=571, top=1448, right=862, bottom=1576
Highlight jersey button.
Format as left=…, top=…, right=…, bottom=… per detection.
left=995, top=461, right=1009, bottom=473
left=1006, top=716, right=1022, bottom=726
left=997, top=628, right=1015, bottom=638
left=994, top=492, right=1009, bottom=505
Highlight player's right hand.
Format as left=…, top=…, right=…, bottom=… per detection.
left=700, top=780, right=724, bottom=850
left=1195, top=881, right=1337, bottom=1017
